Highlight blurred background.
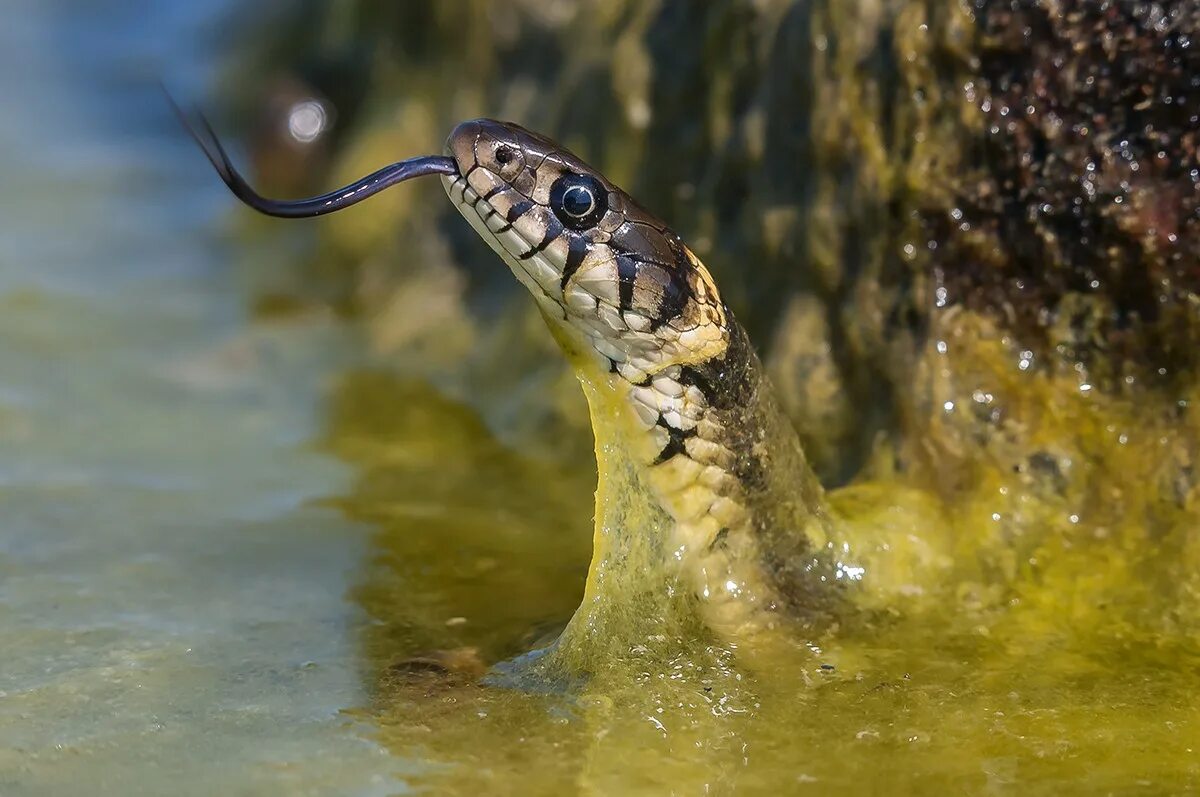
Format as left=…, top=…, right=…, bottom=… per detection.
left=1, top=1, right=1198, bottom=794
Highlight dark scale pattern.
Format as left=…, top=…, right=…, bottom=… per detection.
left=652, top=416, right=695, bottom=464
left=559, top=235, right=588, bottom=291
left=677, top=316, right=770, bottom=494
left=937, top=1, right=1200, bottom=380
left=517, top=219, right=564, bottom=260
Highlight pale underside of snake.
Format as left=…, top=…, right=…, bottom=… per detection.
left=176, top=104, right=841, bottom=665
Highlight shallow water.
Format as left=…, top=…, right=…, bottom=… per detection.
left=2, top=2, right=1198, bottom=795
left=0, top=3, right=403, bottom=794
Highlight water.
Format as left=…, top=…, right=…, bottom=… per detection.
left=0, top=2, right=406, bottom=794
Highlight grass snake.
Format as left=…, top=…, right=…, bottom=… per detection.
left=177, top=106, right=844, bottom=668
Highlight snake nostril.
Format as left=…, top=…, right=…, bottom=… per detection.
left=495, top=145, right=515, bottom=165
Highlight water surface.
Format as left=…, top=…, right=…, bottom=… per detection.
left=1, top=3, right=408, bottom=794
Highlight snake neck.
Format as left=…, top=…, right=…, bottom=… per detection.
left=434, top=121, right=841, bottom=667
left=546, top=311, right=839, bottom=669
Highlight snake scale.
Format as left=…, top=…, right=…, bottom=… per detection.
left=177, top=106, right=843, bottom=662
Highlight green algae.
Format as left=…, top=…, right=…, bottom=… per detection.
left=344, top=457, right=1200, bottom=795
left=323, top=366, right=1199, bottom=793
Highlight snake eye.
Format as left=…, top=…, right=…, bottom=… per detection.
left=495, top=145, right=515, bottom=165
left=550, top=173, right=607, bottom=229
left=562, top=185, right=594, bottom=217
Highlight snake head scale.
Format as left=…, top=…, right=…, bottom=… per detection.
left=440, top=119, right=731, bottom=381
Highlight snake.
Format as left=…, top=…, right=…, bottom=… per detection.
left=175, top=104, right=843, bottom=662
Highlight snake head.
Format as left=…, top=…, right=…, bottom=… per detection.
left=443, top=119, right=730, bottom=382
left=171, top=93, right=731, bottom=385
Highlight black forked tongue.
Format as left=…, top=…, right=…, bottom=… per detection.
left=166, top=90, right=457, bottom=218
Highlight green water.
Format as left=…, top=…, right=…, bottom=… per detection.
left=2, top=1, right=1198, bottom=795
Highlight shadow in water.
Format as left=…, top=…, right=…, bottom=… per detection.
left=322, top=371, right=593, bottom=675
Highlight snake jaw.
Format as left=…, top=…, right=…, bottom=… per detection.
left=444, top=173, right=576, bottom=321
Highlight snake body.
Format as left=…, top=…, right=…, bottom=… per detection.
left=178, top=104, right=839, bottom=658
left=442, top=120, right=836, bottom=650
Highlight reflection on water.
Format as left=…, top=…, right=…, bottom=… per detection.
left=326, top=372, right=593, bottom=669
